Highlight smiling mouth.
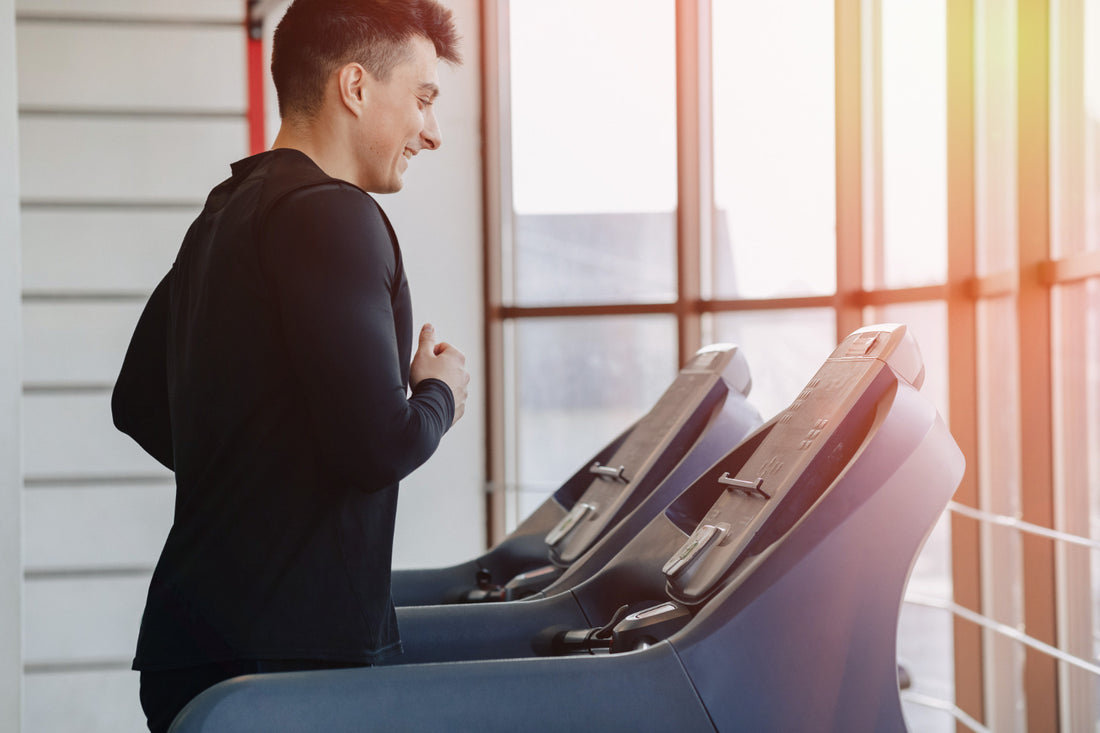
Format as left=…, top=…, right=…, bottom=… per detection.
left=402, top=149, right=415, bottom=160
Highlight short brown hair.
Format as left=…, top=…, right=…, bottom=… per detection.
left=271, top=0, right=461, bottom=119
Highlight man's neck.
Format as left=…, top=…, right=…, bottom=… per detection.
left=271, top=117, right=360, bottom=188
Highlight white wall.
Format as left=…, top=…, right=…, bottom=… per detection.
left=16, top=2, right=245, bottom=729
left=1, top=3, right=24, bottom=733
left=380, top=0, right=486, bottom=568
left=13, top=0, right=484, bottom=730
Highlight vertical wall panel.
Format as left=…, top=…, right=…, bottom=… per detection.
left=19, top=117, right=246, bottom=203
left=23, top=484, right=173, bottom=572
left=22, top=393, right=170, bottom=479
left=17, top=23, right=245, bottom=113
left=24, top=575, right=149, bottom=665
left=21, top=208, right=190, bottom=294
left=23, top=302, right=144, bottom=386
left=25, top=671, right=147, bottom=733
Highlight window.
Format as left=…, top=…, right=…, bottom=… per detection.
left=711, top=1, right=836, bottom=299
left=485, top=1, right=1100, bottom=728
left=509, top=0, right=677, bottom=308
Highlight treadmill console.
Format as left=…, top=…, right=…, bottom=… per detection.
left=662, top=324, right=924, bottom=604
left=545, top=344, right=752, bottom=566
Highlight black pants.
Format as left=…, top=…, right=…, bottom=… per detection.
left=139, top=659, right=367, bottom=733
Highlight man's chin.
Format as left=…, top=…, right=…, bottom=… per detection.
left=367, top=178, right=404, bottom=195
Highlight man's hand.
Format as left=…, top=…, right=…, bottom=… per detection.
left=410, top=324, right=469, bottom=426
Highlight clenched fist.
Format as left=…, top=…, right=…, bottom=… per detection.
left=410, top=323, right=469, bottom=426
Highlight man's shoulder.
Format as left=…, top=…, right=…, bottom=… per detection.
left=250, top=149, right=370, bottom=216
left=251, top=152, right=399, bottom=256
left=251, top=151, right=394, bottom=235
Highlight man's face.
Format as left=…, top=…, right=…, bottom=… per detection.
left=355, top=36, right=442, bottom=193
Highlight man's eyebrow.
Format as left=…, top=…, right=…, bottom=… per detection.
left=418, top=82, right=440, bottom=100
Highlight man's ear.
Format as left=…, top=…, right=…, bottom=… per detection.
left=337, top=62, right=368, bottom=116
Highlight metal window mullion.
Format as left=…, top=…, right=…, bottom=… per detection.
left=1048, top=0, right=1094, bottom=730
left=1052, top=134, right=1094, bottom=733
left=861, top=0, right=885, bottom=311
left=482, top=0, right=512, bottom=545
left=1015, top=0, right=1059, bottom=729
left=835, top=0, right=864, bottom=341
left=946, top=1, right=985, bottom=729
left=973, top=2, right=1026, bottom=727
left=675, top=0, right=707, bottom=365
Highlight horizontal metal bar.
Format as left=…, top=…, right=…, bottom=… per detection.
left=16, top=14, right=241, bottom=28
left=20, top=107, right=245, bottom=120
left=1041, top=248, right=1100, bottom=284
left=498, top=296, right=848, bottom=319
left=970, top=269, right=1018, bottom=298
left=857, top=284, right=950, bottom=305
left=21, top=199, right=203, bottom=210
left=702, top=295, right=837, bottom=311
left=496, top=261, right=1100, bottom=325
left=24, top=566, right=153, bottom=581
left=23, top=475, right=173, bottom=489
left=948, top=501, right=1100, bottom=551
left=967, top=254, right=1100, bottom=295
left=24, top=660, right=133, bottom=674
left=899, top=690, right=990, bottom=733
left=495, top=302, right=677, bottom=319
left=22, top=384, right=113, bottom=395
left=905, top=593, right=1100, bottom=677
left=22, top=292, right=149, bottom=303
left=495, top=280, right=988, bottom=321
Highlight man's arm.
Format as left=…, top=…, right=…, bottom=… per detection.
left=112, top=271, right=174, bottom=470
left=262, top=184, right=459, bottom=492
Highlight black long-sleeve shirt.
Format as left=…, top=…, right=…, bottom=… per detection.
left=113, top=148, right=454, bottom=670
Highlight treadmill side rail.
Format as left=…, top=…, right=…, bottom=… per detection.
left=169, top=643, right=716, bottom=733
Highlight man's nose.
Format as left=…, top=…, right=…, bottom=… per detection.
left=421, top=108, right=442, bottom=151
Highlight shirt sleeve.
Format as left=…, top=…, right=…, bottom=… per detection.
left=260, top=183, right=454, bottom=492
left=112, top=270, right=175, bottom=470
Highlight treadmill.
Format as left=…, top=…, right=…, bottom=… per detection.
left=391, top=342, right=762, bottom=605
left=170, top=324, right=963, bottom=732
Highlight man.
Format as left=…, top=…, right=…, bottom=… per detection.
left=111, top=1, right=469, bottom=730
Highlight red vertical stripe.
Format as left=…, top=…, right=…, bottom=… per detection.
left=247, top=32, right=266, bottom=154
